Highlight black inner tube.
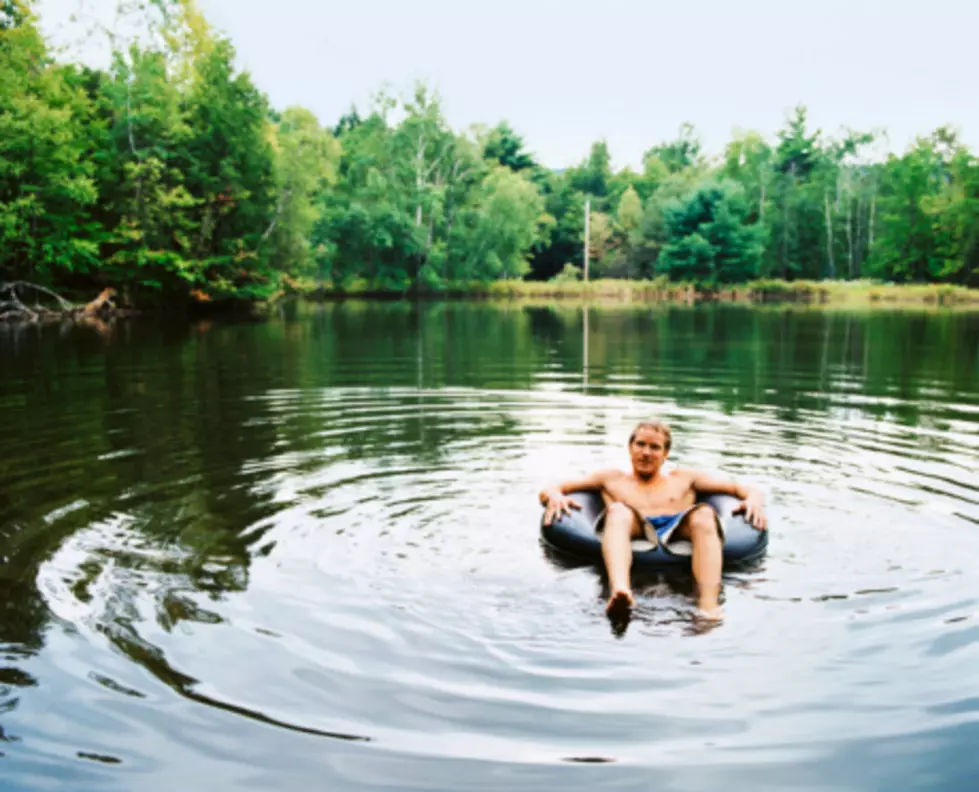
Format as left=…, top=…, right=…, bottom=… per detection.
left=540, top=490, right=768, bottom=568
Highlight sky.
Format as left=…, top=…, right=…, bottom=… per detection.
left=36, top=0, right=979, bottom=171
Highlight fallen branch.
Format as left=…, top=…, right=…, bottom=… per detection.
left=0, top=281, right=75, bottom=311
left=0, top=286, right=40, bottom=322
left=0, top=283, right=130, bottom=324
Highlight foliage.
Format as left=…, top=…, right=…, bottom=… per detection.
left=657, top=180, right=765, bottom=284
left=2, top=2, right=978, bottom=302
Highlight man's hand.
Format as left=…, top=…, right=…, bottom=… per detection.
left=733, top=490, right=767, bottom=531
left=542, top=490, right=581, bottom=526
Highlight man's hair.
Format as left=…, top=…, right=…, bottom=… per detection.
left=628, top=420, right=672, bottom=451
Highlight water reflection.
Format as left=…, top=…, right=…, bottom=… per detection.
left=0, top=302, right=977, bottom=789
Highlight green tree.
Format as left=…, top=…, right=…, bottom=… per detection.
left=645, top=123, right=702, bottom=174
left=1, top=0, right=27, bottom=29
left=527, top=172, right=586, bottom=281
left=657, top=179, right=764, bottom=284
left=722, top=130, right=774, bottom=227
left=266, top=107, right=340, bottom=281
left=481, top=122, right=537, bottom=172
left=312, top=110, right=420, bottom=288
left=445, top=166, right=547, bottom=282
left=867, top=130, right=966, bottom=283
left=927, top=146, right=979, bottom=285
left=0, top=1, right=100, bottom=282
left=97, top=46, right=196, bottom=294
left=181, top=38, right=278, bottom=298
left=617, top=185, right=643, bottom=233
left=568, top=140, right=612, bottom=204
left=770, top=106, right=824, bottom=278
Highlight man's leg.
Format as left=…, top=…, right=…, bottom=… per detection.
left=601, top=502, right=642, bottom=615
left=673, top=505, right=724, bottom=616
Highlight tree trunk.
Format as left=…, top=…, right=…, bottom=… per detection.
left=845, top=180, right=854, bottom=279
left=855, top=194, right=865, bottom=275
left=759, top=163, right=766, bottom=224
left=824, top=191, right=836, bottom=279
left=868, top=190, right=876, bottom=254
left=780, top=165, right=795, bottom=279
left=126, top=79, right=148, bottom=240
left=415, top=134, right=425, bottom=227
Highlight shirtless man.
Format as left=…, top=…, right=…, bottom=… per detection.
left=539, top=420, right=767, bottom=619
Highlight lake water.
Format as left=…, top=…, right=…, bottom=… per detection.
left=2, top=301, right=979, bottom=791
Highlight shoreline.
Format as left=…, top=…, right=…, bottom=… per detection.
left=301, top=279, right=979, bottom=307
left=3, top=279, right=977, bottom=330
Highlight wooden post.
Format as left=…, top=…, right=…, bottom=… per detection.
left=845, top=173, right=854, bottom=279
left=583, top=197, right=590, bottom=281
left=583, top=304, right=589, bottom=388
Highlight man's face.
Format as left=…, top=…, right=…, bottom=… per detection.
left=629, top=428, right=669, bottom=478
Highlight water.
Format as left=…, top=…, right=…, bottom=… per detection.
left=1, top=302, right=978, bottom=791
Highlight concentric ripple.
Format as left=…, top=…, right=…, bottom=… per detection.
left=2, top=303, right=979, bottom=790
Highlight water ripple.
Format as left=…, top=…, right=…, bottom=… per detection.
left=2, top=305, right=978, bottom=789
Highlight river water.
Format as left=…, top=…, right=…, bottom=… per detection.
left=1, top=301, right=978, bottom=790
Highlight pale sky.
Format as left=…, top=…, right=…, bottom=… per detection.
left=36, top=0, right=979, bottom=171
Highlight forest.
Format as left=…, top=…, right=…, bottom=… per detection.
left=2, top=0, right=978, bottom=308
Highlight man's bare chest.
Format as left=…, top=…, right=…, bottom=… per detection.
left=604, top=474, right=694, bottom=516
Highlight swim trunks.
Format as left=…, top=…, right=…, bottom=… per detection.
left=642, top=505, right=724, bottom=555
left=646, top=511, right=687, bottom=539
left=594, top=503, right=724, bottom=555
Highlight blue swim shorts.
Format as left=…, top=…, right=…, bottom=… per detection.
left=595, top=503, right=723, bottom=555
left=642, top=505, right=723, bottom=553
left=646, top=511, right=688, bottom=538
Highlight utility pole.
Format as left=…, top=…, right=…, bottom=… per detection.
left=583, top=197, right=590, bottom=281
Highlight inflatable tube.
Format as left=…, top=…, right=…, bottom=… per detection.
left=540, top=490, right=768, bottom=568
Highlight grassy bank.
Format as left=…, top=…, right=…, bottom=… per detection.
left=300, top=278, right=979, bottom=307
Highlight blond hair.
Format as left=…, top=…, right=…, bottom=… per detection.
left=628, top=420, right=672, bottom=451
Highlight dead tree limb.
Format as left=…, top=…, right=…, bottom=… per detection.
left=0, top=282, right=126, bottom=324
left=0, top=282, right=76, bottom=311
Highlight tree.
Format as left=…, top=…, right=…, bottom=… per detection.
left=568, top=140, right=612, bottom=204
left=312, top=110, right=420, bottom=288
left=645, top=123, right=702, bottom=174
left=0, top=2, right=100, bottom=282
left=266, top=107, right=341, bottom=279
left=181, top=38, right=278, bottom=298
left=6, top=0, right=979, bottom=302
left=1, top=0, right=27, bottom=30
left=722, top=130, right=774, bottom=226
left=770, top=106, right=824, bottom=278
left=867, top=130, right=968, bottom=283
left=587, top=210, right=615, bottom=275
left=97, top=45, right=196, bottom=293
left=617, top=186, right=643, bottom=233
left=481, top=122, right=537, bottom=173
left=526, top=172, right=586, bottom=281
left=442, top=166, right=546, bottom=281
left=927, top=146, right=979, bottom=285
left=657, top=179, right=765, bottom=284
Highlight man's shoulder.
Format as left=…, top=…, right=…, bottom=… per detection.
left=596, top=467, right=628, bottom=481
left=666, top=465, right=700, bottom=484
left=590, top=468, right=630, bottom=486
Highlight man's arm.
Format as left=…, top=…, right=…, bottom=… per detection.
left=539, top=469, right=614, bottom=525
left=686, top=469, right=768, bottom=530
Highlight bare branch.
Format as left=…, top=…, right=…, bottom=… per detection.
left=256, top=189, right=292, bottom=252
left=0, top=290, right=38, bottom=322
left=0, top=282, right=75, bottom=310
left=426, top=139, right=453, bottom=179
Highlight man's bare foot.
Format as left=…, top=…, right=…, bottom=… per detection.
left=605, top=588, right=635, bottom=618
left=695, top=603, right=725, bottom=621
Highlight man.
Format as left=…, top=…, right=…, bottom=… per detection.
left=539, top=420, right=767, bottom=620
